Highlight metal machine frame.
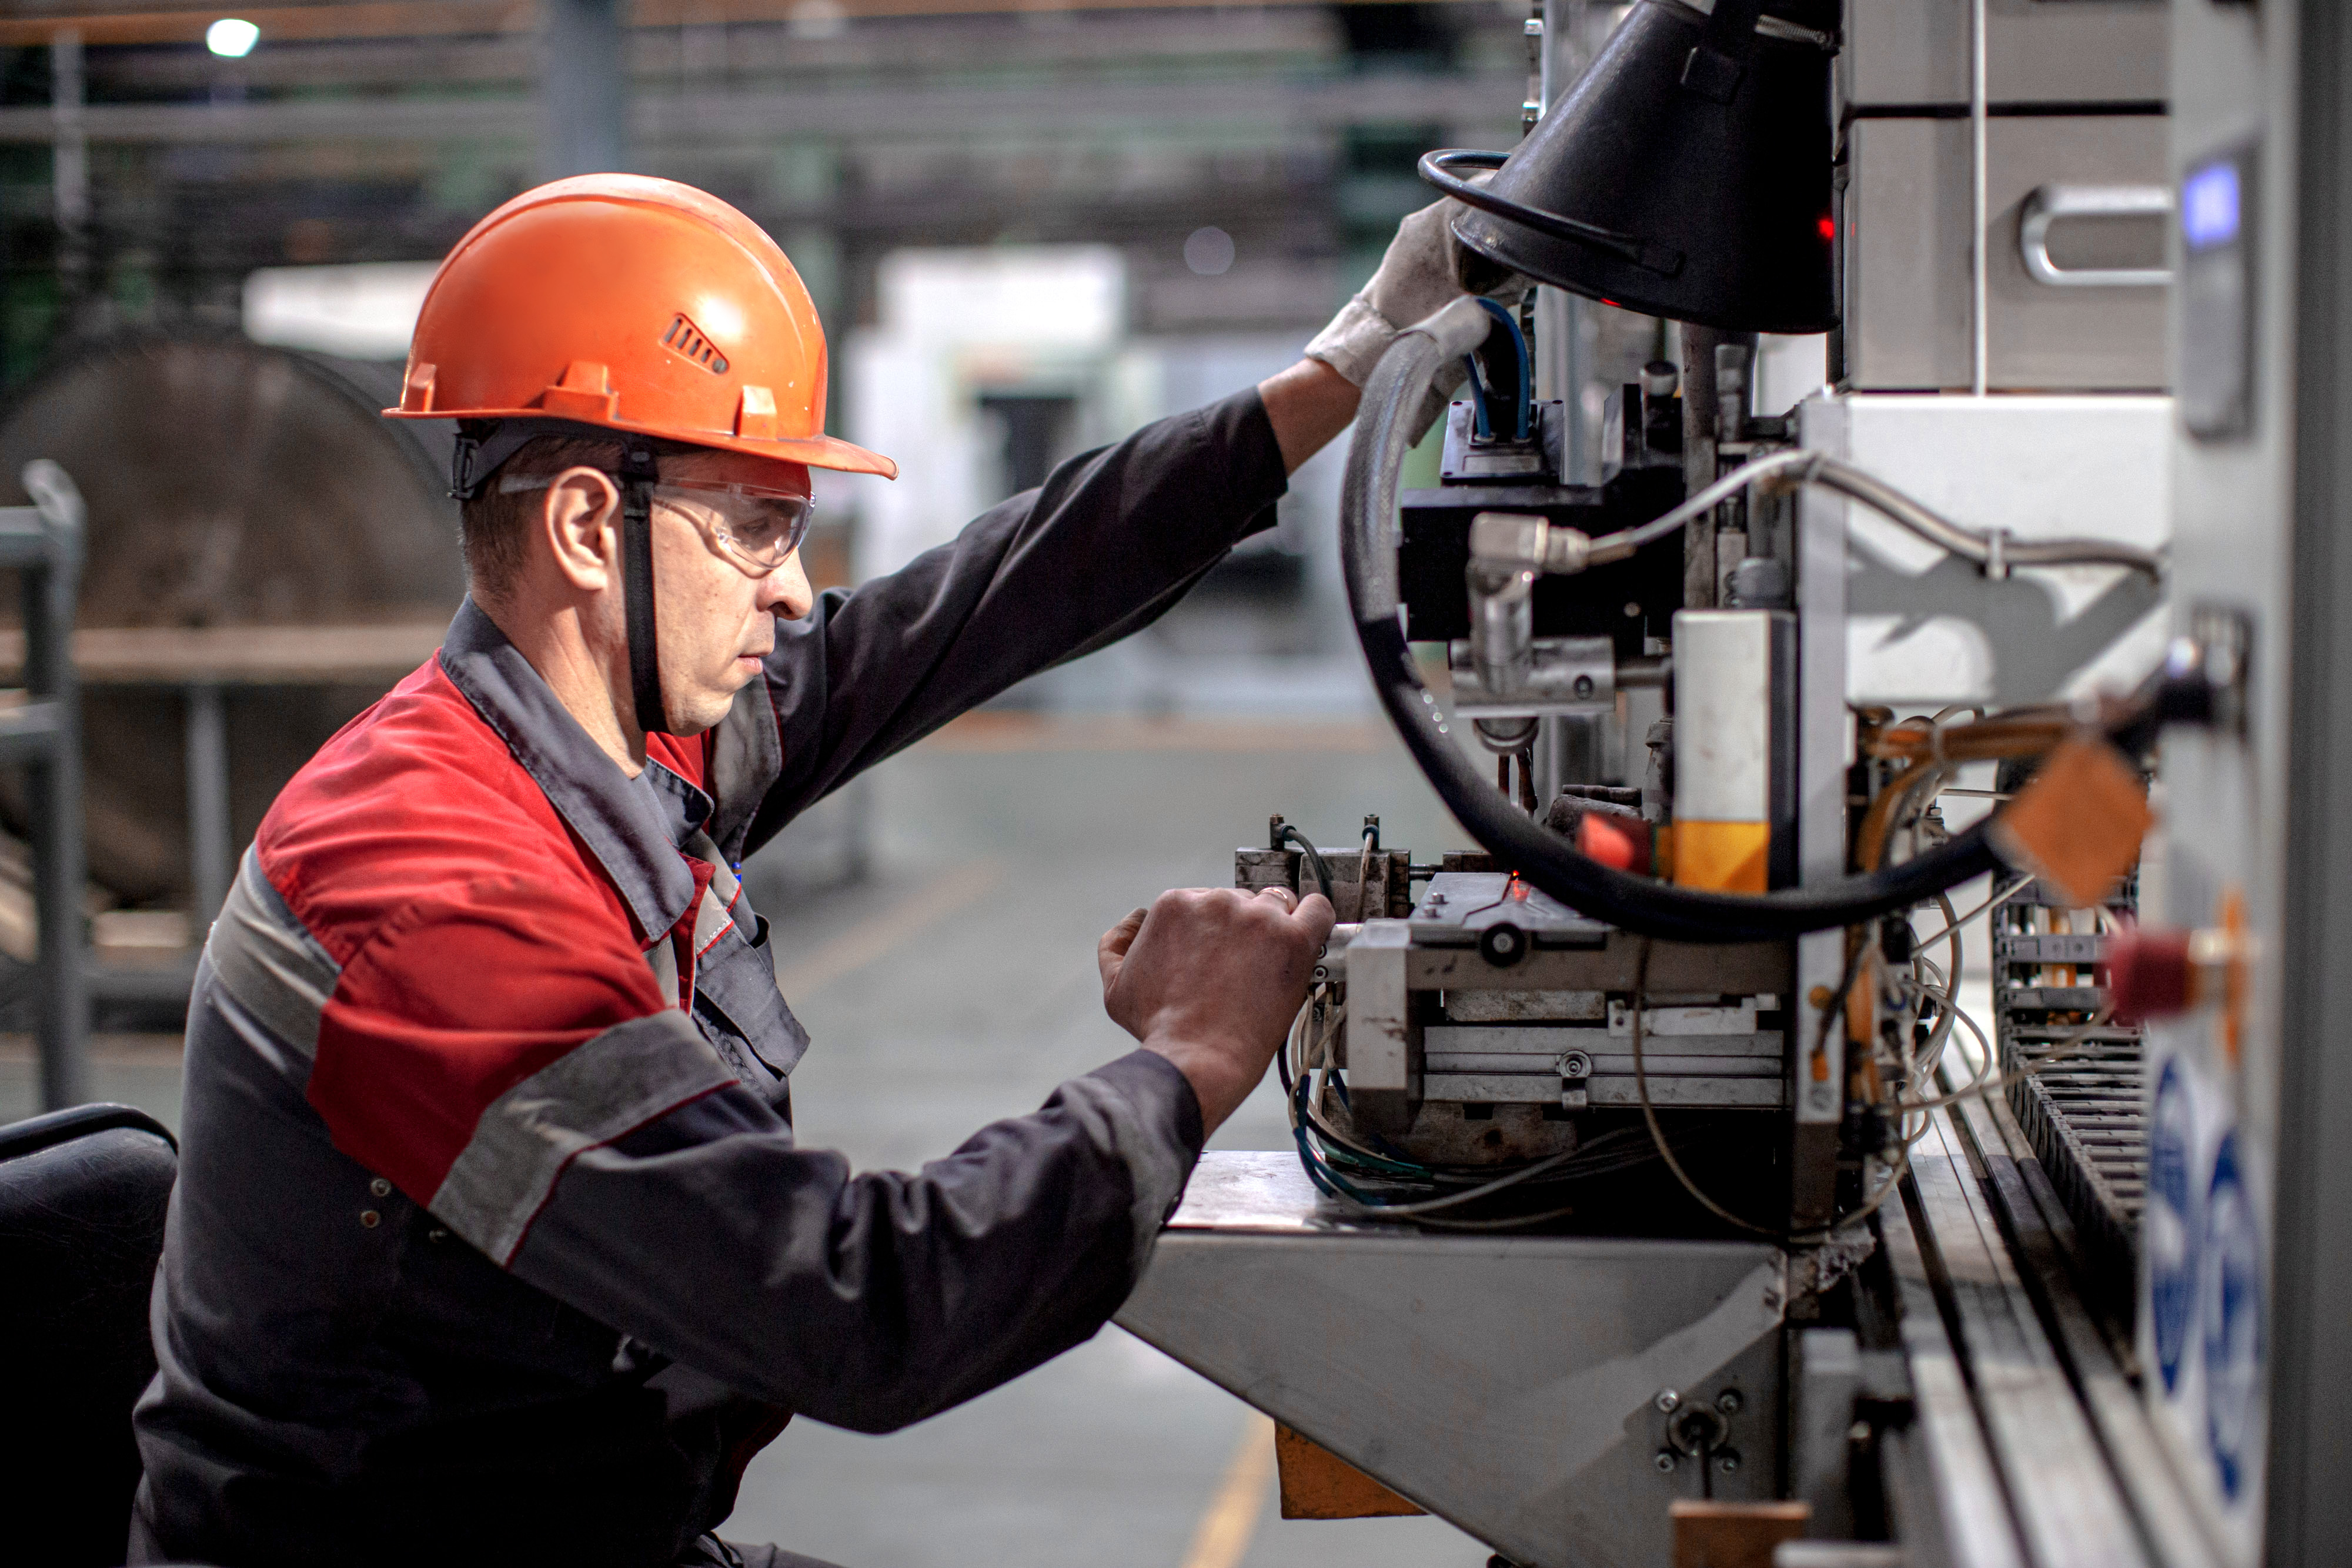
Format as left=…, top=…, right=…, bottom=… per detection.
left=1110, top=5, right=2352, bottom=1566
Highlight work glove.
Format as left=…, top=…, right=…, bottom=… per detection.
left=1305, top=198, right=1533, bottom=438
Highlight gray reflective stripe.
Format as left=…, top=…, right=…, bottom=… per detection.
left=645, top=937, right=680, bottom=1001
left=429, top=1009, right=736, bottom=1265
left=202, top=847, right=341, bottom=1060
left=1056, top=1074, right=1190, bottom=1279
left=690, top=881, right=734, bottom=957
left=684, top=830, right=740, bottom=958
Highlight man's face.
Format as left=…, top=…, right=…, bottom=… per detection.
left=647, top=447, right=816, bottom=735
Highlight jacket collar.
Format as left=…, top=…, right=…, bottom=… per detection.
left=437, top=597, right=711, bottom=944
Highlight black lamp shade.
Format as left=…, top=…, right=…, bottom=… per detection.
left=1432, top=0, right=1837, bottom=335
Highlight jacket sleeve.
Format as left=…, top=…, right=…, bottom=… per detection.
left=507, top=1048, right=1202, bottom=1433
left=716, top=387, right=1288, bottom=858
left=305, top=875, right=1205, bottom=1433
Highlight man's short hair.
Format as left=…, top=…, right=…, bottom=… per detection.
left=459, top=432, right=624, bottom=603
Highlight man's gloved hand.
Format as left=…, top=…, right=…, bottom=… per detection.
left=1305, top=198, right=1532, bottom=437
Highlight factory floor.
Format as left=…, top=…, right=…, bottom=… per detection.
left=0, top=713, right=1492, bottom=1568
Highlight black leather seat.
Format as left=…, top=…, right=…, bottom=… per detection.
left=0, top=1102, right=178, bottom=1567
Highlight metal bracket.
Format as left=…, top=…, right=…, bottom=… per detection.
left=1345, top=921, right=1421, bottom=1134
left=1556, top=1048, right=1591, bottom=1109
left=1449, top=635, right=1616, bottom=717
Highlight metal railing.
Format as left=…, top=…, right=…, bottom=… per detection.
left=0, top=462, right=86, bottom=1109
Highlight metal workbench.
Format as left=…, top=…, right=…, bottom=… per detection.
left=1121, top=1130, right=2219, bottom=1568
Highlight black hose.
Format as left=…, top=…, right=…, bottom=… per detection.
left=1339, top=300, right=2006, bottom=944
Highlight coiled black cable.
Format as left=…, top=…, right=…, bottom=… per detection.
left=1339, top=298, right=2006, bottom=944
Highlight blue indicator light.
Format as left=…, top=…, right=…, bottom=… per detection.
left=2184, top=161, right=2241, bottom=250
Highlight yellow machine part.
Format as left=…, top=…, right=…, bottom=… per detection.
left=1671, top=820, right=1771, bottom=894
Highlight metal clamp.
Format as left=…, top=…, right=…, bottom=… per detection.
left=1556, top=1049, right=1591, bottom=1111
left=2019, top=183, right=2172, bottom=289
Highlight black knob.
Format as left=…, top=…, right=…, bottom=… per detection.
left=1478, top=922, right=1528, bottom=968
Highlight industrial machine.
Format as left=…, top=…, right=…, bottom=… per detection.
left=1119, top=2, right=2352, bottom=1565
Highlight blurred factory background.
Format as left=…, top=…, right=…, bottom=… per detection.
left=0, top=0, right=1796, bottom=1015
left=0, top=8, right=1820, bottom=1562
left=0, top=0, right=1578, bottom=995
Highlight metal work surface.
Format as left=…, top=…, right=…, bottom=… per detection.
left=1879, top=1092, right=2219, bottom=1568
left=1900, top=1108, right=2149, bottom=1568
left=1119, top=1152, right=1786, bottom=1568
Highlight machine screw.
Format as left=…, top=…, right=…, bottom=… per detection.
left=1479, top=922, right=1528, bottom=968
left=1653, top=1450, right=1678, bottom=1472
left=1716, top=1390, right=1743, bottom=1415
left=1654, top=1388, right=1681, bottom=1414
left=1716, top=1449, right=1742, bottom=1474
left=1572, top=674, right=1595, bottom=698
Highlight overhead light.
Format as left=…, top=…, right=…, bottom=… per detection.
left=1183, top=226, right=1235, bottom=278
left=206, top=18, right=260, bottom=58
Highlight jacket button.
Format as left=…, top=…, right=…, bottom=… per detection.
left=359, top=1210, right=381, bottom=1229
left=370, top=1178, right=392, bottom=1198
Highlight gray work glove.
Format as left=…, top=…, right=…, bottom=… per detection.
left=1305, top=198, right=1532, bottom=437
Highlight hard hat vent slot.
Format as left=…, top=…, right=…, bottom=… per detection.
left=661, top=313, right=730, bottom=376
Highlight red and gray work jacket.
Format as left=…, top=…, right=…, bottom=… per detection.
left=129, top=391, right=1285, bottom=1567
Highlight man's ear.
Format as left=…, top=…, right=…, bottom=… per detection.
left=540, top=466, right=622, bottom=594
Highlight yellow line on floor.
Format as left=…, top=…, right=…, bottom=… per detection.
left=771, top=858, right=1005, bottom=998
left=1178, top=1414, right=1276, bottom=1568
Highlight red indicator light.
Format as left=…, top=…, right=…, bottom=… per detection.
left=1600, top=297, right=1621, bottom=307
left=1817, top=214, right=1836, bottom=242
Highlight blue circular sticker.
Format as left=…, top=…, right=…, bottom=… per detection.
left=2149, top=1059, right=2196, bottom=1394
left=2202, top=1134, right=2264, bottom=1502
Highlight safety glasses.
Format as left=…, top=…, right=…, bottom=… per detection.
left=652, top=479, right=816, bottom=574
left=499, top=470, right=815, bottom=576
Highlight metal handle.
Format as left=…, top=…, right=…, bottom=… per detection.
left=2018, top=183, right=2173, bottom=288
left=1418, top=149, right=1685, bottom=278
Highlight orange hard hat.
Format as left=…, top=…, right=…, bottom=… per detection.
left=386, top=173, right=894, bottom=481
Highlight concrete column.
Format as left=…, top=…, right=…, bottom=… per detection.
left=540, top=0, right=626, bottom=180
left=52, top=29, right=89, bottom=314
left=186, top=684, right=230, bottom=928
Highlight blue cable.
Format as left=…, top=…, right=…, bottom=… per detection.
left=1459, top=296, right=1533, bottom=443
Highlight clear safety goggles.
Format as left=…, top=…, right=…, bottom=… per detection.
left=499, top=472, right=816, bottom=575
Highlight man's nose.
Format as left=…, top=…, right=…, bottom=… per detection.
left=762, top=550, right=814, bottom=620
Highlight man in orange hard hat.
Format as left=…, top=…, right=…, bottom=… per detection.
left=128, top=177, right=1508, bottom=1566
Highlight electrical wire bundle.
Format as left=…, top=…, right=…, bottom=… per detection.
left=1272, top=694, right=2128, bottom=1242
left=1276, top=978, right=1716, bottom=1230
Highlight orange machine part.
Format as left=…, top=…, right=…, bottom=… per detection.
left=1990, top=737, right=2151, bottom=908
left=1273, top=1425, right=1425, bottom=1520
left=386, top=173, right=896, bottom=480
left=1669, top=1500, right=1812, bottom=1568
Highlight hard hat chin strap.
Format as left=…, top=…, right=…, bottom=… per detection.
left=617, top=443, right=674, bottom=738
left=448, top=418, right=673, bottom=736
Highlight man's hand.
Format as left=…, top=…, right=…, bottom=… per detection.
left=1097, top=885, right=1336, bottom=1135
left=1296, top=197, right=1531, bottom=444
